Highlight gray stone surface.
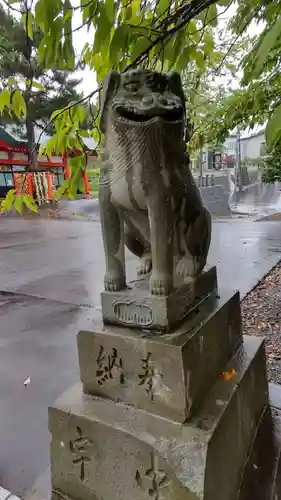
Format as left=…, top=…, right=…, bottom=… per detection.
left=200, top=185, right=231, bottom=217
left=101, top=265, right=217, bottom=331
left=99, top=70, right=211, bottom=296
left=49, top=335, right=267, bottom=500
left=237, top=403, right=281, bottom=500
left=78, top=290, right=242, bottom=422
left=213, top=173, right=231, bottom=193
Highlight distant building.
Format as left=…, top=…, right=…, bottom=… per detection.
left=200, top=129, right=266, bottom=172
left=240, top=130, right=266, bottom=160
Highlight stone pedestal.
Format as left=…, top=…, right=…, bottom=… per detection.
left=49, top=271, right=271, bottom=500
left=101, top=265, right=217, bottom=332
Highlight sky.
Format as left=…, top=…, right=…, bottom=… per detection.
left=70, top=0, right=96, bottom=96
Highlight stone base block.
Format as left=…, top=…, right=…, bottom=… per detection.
left=78, top=290, right=242, bottom=422
left=237, top=383, right=281, bottom=500
left=237, top=406, right=281, bottom=500
left=101, top=265, right=218, bottom=331
left=49, top=336, right=268, bottom=500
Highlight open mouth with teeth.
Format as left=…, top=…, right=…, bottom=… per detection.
left=113, top=105, right=184, bottom=124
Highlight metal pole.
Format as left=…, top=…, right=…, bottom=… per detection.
left=236, top=128, right=242, bottom=192
left=199, top=147, right=203, bottom=178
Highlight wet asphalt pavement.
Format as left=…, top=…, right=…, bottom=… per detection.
left=1, top=215, right=281, bottom=497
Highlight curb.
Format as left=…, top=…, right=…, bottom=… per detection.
left=0, top=486, right=20, bottom=500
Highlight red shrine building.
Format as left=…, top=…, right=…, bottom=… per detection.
left=0, top=128, right=95, bottom=203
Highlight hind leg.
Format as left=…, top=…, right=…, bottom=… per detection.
left=176, top=208, right=211, bottom=278
left=124, top=222, right=152, bottom=276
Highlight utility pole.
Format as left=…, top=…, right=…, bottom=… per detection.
left=235, top=128, right=242, bottom=192
left=199, top=147, right=203, bottom=179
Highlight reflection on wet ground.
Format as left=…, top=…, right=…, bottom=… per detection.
left=230, top=182, right=281, bottom=217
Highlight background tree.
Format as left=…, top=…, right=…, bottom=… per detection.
left=261, top=144, right=281, bottom=184
left=181, top=23, right=253, bottom=153
left=203, top=0, right=281, bottom=147
left=0, top=3, right=83, bottom=160
left=1, top=0, right=280, bottom=208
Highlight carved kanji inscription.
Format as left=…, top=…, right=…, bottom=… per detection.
left=135, top=453, right=169, bottom=499
left=96, top=345, right=125, bottom=385
left=69, top=426, right=93, bottom=481
left=138, top=352, right=163, bottom=401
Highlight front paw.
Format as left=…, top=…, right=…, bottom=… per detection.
left=104, top=271, right=125, bottom=291
left=137, top=255, right=152, bottom=276
left=149, top=273, right=172, bottom=296
left=176, top=255, right=196, bottom=278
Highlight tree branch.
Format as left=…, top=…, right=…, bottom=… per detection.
left=1, top=0, right=22, bottom=13
left=127, top=0, right=222, bottom=70
left=214, top=4, right=261, bottom=75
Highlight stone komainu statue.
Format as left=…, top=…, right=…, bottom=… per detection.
left=99, top=69, right=211, bottom=296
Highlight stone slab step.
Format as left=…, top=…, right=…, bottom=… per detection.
left=49, top=335, right=267, bottom=500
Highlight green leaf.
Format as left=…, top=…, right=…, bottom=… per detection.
left=14, top=195, right=24, bottom=215
left=204, top=4, right=218, bottom=26
left=94, top=3, right=111, bottom=52
left=78, top=130, right=90, bottom=138
left=175, top=47, right=190, bottom=71
left=11, top=90, right=26, bottom=119
left=23, top=195, right=38, bottom=213
left=1, top=189, right=16, bottom=213
left=73, top=105, right=86, bottom=124
left=251, top=17, right=281, bottom=79
left=265, top=102, right=281, bottom=151
left=7, top=76, right=17, bottom=87
left=126, top=0, right=140, bottom=23
left=156, top=0, right=170, bottom=17
left=54, top=130, right=68, bottom=153
left=50, top=108, right=64, bottom=121
left=54, top=179, right=70, bottom=200
left=105, top=0, right=115, bottom=23
left=63, top=39, right=75, bottom=70
left=91, top=127, right=103, bottom=146
left=0, top=89, right=11, bottom=114
left=63, top=0, right=72, bottom=37
left=203, top=31, right=214, bottom=54
left=35, top=0, right=46, bottom=29
left=69, top=164, right=83, bottom=199
left=131, top=37, right=151, bottom=61
left=194, top=50, right=205, bottom=70
left=82, top=5, right=90, bottom=23
left=124, top=6, right=132, bottom=20
left=32, top=81, right=44, bottom=90
left=109, top=25, right=127, bottom=67
left=22, top=12, right=33, bottom=38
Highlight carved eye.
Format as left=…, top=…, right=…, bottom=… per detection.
left=124, top=81, right=140, bottom=93
left=148, top=78, right=167, bottom=94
